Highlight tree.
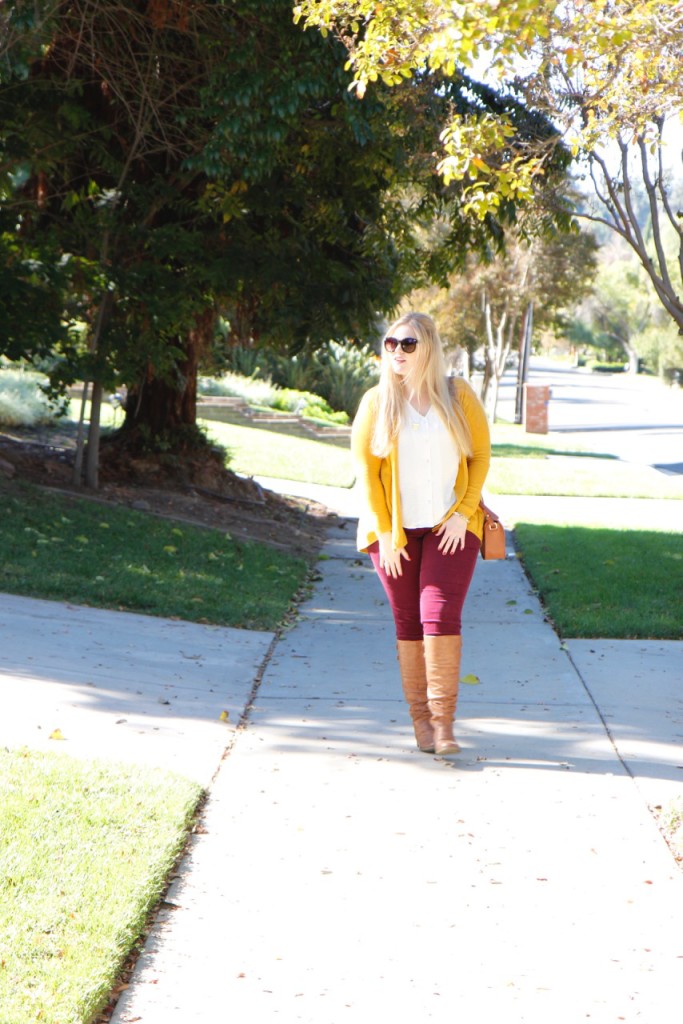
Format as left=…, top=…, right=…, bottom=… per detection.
left=1, top=0, right=573, bottom=487
left=1, top=0, right=236, bottom=484
left=568, top=251, right=683, bottom=373
left=0, top=0, right=446, bottom=482
left=293, top=2, right=683, bottom=173
left=575, top=119, right=683, bottom=335
left=406, top=227, right=598, bottom=419
left=294, top=1, right=683, bottom=344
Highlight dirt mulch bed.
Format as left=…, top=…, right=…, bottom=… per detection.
left=0, top=428, right=337, bottom=560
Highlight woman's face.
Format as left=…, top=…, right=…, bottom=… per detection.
left=384, top=323, right=420, bottom=379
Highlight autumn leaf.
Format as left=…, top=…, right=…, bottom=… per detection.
left=460, top=673, right=481, bottom=686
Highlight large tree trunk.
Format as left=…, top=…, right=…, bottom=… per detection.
left=123, top=308, right=214, bottom=438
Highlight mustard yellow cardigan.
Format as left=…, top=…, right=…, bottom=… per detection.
left=351, top=378, right=491, bottom=553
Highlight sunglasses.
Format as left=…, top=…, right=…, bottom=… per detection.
left=384, top=336, right=419, bottom=354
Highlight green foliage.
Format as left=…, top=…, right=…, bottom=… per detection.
left=313, top=341, right=380, bottom=418
left=0, top=231, right=74, bottom=367
left=217, top=340, right=379, bottom=418
left=0, top=366, right=64, bottom=426
left=1, top=0, right=582, bottom=467
left=408, top=226, right=599, bottom=372
left=198, top=371, right=349, bottom=424
left=634, top=321, right=683, bottom=378
left=198, top=372, right=279, bottom=407
left=294, top=1, right=683, bottom=211
left=271, top=389, right=349, bottom=425
left=658, top=799, right=683, bottom=864
left=0, top=2, right=413, bottom=430
left=589, top=362, right=627, bottom=374
left=0, top=747, right=201, bottom=1024
left=566, top=254, right=683, bottom=374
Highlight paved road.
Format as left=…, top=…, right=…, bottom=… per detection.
left=496, top=360, right=683, bottom=474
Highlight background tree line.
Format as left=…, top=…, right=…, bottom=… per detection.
left=1, top=0, right=681, bottom=488
left=296, top=2, right=683, bottom=385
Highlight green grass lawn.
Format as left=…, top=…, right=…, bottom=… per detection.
left=0, top=480, right=307, bottom=630
left=66, top=399, right=682, bottom=501
left=514, top=522, right=683, bottom=639
left=200, top=417, right=355, bottom=487
left=487, top=424, right=682, bottom=638
left=0, top=748, right=202, bottom=1024
left=488, top=453, right=683, bottom=499
left=489, top=422, right=683, bottom=499
left=198, top=415, right=682, bottom=500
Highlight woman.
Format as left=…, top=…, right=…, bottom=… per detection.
left=351, top=312, right=491, bottom=755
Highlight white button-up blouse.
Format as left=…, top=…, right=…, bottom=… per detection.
left=397, top=403, right=459, bottom=528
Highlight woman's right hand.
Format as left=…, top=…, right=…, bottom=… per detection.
left=378, top=531, right=410, bottom=579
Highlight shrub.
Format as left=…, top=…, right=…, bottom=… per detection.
left=589, top=362, right=627, bottom=374
left=0, top=367, right=62, bottom=427
left=218, top=340, right=379, bottom=418
left=272, top=389, right=349, bottom=424
left=198, top=371, right=279, bottom=407
left=315, top=341, right=379, bottom=418
left=198, top=372, right=349, bottom=425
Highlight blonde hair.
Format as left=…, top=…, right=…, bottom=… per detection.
left=371, top=311, right=473, bottom=458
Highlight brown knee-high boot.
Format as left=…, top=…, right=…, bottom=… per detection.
left=424, top=634, right=462, bottom=755
left=396, top=640, right=435, bottom=753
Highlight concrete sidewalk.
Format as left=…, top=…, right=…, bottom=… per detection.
left=0, top=594, right=273, bottom=787
left=94, top=518, right=682, bottom=1024
left=1, top=500, right=681, bottom=1023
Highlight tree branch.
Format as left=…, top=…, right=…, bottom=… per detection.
left=637, top=135, right=674, bottom=295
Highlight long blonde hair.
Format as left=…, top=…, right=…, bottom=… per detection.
left=371, top=311, right=473, bottom=458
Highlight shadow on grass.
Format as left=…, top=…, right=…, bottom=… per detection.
left=492, top=442, right=618, bottom=460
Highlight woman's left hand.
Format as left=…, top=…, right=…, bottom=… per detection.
left=436, top=513, right=467, bottom=555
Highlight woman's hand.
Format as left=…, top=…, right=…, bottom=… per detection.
left=436, top=513, right=467, bottom=555
left=378, top=531, right=410, bottom=578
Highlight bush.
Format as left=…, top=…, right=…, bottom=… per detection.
left=315, top=341, right=379, bottom=418
left=634, top=321, right=683, bottom=379
left=589, top=362, right=626, bottom=374
left=198, top=372, right=349, bottom=425
left=198, top=371, right=279, bottom=407
left=0, top=367, right=62, bottom=427
left=273, top=389, right=349, bottom=425
left=218, top=340, right=379, bottom=418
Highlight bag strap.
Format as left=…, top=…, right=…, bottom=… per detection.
left=479, top=498, right=500, bottom=523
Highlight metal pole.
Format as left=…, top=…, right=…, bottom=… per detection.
left=515, top=301, right=533, bottom=424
